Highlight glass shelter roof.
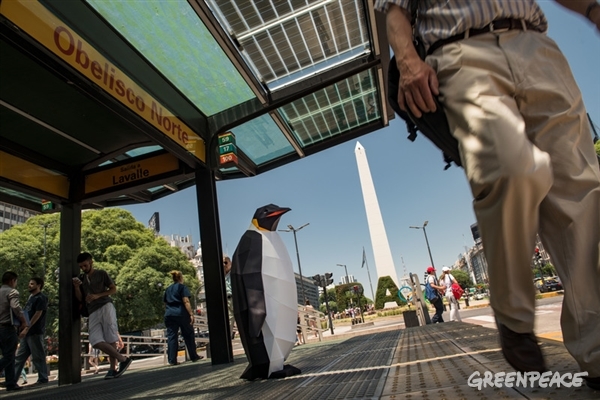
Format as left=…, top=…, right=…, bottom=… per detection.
left=0, top=0, right=392, bottom=210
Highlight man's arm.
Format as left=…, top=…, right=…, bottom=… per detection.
left=9, top=292, right=28, bottom=336
left=555, top=1, right=600, bottom=30
left=386, top=4, right=439, bottom=118
left=20, top=309, right=44, bottom=337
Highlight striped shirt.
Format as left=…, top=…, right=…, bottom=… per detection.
left=374, top=0, right=548, bottom=48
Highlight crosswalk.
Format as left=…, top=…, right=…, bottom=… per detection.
left=462, top=302, right=563, bottom=342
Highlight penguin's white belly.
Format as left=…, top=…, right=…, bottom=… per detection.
left=260, top=231, right=297, bottom=376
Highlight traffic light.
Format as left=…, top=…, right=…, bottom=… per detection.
left=312, top=274, right=322, bottom=286
left=324, top=272, right=333, bottom=286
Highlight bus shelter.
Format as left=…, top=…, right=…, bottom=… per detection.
left=0, top=0, right=392, bottom=385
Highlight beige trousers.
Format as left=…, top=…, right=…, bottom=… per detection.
left=428, top=29, right=600, bottom=375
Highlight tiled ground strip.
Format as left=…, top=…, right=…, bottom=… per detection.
left=5, top=323, right=598, bottom=399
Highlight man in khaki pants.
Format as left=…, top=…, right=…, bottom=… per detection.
left=376, top=0, right=600, bottom=390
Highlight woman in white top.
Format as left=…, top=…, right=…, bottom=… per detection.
left=440, top=267, right=461, bottom=322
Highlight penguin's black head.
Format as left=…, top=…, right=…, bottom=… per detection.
left=252, top=204, right=291, bottom=231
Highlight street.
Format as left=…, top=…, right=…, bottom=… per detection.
left=459, top=295, right=563, bottom=335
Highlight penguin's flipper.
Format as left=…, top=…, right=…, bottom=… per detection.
left=232, top=231, right=266, bottom=338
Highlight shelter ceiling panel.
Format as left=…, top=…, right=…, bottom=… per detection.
left=227, top=115, right=295, bottom=166
left=0, top=39, right=152, bottom=162
left=86, top=0, right=256, bottom=116
left=277, top=68, right=380, bottom=146
left=208, top=0, right=371, bottom=89
left=0, top=107, right=96, bottom=167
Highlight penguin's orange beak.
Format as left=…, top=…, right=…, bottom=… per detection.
left=267, top=207, right=291, bottom=217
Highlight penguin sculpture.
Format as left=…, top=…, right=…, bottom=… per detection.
left=231, top=204, right=301, bottom=380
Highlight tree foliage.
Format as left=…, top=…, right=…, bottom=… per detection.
left=0, top=209, right=199, bottom=337
left=541, top=263, right=556, bottom=277
left=335, top=283, right=370, bottom=310
left=319, top=288, right=337, bottom=304
left=448, top=269, right=473, bottom=289
left=320, top=301, right=337, bottom=314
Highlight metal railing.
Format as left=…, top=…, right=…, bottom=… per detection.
left=297, top=305, right=327, bottom=343
left=80, top=316, right=210, bottom=368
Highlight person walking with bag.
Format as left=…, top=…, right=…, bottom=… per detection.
left=425, top=267, right=445, bottom=323
left=440, top=267, right=461, bottom=322
left=163, top=270, right=202, bottom=365
left=377, top=0, right=600, bottom=387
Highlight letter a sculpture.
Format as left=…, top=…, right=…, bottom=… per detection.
left=232, top=204, right=301, bottom=380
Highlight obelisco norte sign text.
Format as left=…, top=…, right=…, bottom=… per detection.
left=0, top=0, right=205, bottom=161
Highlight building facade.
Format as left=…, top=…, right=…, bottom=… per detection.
left=295, top=273, right=320, bottom=308
left=340, top=274, right=357, bottom=285
left=0, top=201, right=40, bottom=233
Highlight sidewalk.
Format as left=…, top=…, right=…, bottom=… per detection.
left=4, top=321, right=597, bottom=399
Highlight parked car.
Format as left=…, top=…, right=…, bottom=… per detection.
left=130, top=344, right=163, bottom=354
left=534, top=277, right=562, bottom=293
left=474, top=293, right=485, bottom=300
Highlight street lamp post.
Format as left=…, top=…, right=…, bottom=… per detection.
left=336, top=264, right=349, bottom=284
left=409, top=220, right=436, bottom=269
left=41, top=222, right=54, bottom=277
left=279, top=223, right=310, bottom=304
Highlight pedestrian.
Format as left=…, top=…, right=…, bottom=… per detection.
left=295, top=313, right=304, bottom=345
left=377, top=0, right=600, bottom=388
left=163, top=270, right=202, bottom=365
left=223, top=255, right=236, bottom=339
left=0, top=271, right=27, bottom=391
left=88, top=343, right=100, bottom=374
left=304, top=300, right=318, bottom=337
left=14, top=277, right=49, bottom=385
left=440, top=267, right=461, bottom=322
left=425, top=266, right=445, bottom=323
left=73, top=252, right=132, bottom=380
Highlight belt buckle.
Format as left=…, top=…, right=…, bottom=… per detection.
left=489, top=22, right=509, bottom=33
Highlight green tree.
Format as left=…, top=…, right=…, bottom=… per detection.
left=319, top=288, right=337, bottom=304
left=0, top=208, right=199, bottom=336
left=0, top=214, right=61, bottom=339
left=320, top=301, right=338, bottom=314
left=448, top=269, right=473, bottom=290
left=542, top=263, right=556, bottom=276
left=335, top=283, right=370, bottom=310
left=594, top=140, right=600, bottom=157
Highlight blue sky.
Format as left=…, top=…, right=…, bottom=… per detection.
left=123, top=3, right=599, bottom=299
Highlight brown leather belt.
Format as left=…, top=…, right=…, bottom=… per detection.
left=427, top=18, right=536, bottom=56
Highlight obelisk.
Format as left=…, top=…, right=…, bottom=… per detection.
left=354, top=142, right=399, bottom=287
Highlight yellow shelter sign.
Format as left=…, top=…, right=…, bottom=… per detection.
left=0, top=0, right=205, bottom=161
left=85, top=153, right=180, bottom=194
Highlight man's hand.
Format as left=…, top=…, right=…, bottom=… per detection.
left=18, top=326, right=28, bottom=338
left=397, top=55, right=439, bottom=118
left=86, top=293, right=99, bottom=303
left=386, top=4, right=439, bottom=118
